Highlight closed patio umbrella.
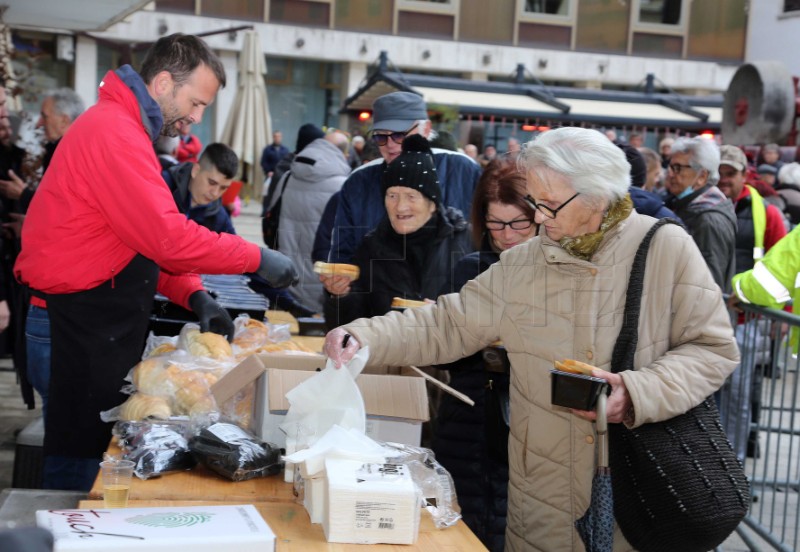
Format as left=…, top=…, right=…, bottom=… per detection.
left=220, top=29, right=271, bottom=201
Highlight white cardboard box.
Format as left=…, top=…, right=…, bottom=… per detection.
left=37, top=504, right=275, bottom=552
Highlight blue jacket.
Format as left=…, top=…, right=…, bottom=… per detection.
left=629, top=186, right=682, bottom=223
left=162, top=163, right=236, bottom=235
left=325, top=149, right=481, bottom=263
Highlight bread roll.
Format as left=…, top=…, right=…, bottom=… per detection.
left=147, top=343, right=177, bottom=357
left=132, top=359, right=172, bottom=396
left=119, top=393, right=172, bottom=421
left=391, top=297, right=428, bottom=309
left=233, top=318, right=269, bottom=351
left=313, top=261, right=360, bottom=280
left=168, top=367, right=219, bottom=414
left=185, top=329, right=233, bottom=360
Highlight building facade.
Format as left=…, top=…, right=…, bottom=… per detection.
left=9, top=0, right=749, bottom=151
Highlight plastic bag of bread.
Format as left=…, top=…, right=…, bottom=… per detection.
left=189, top=422, right=282, bottom=481
left=100, top=392, right=172, bottom=423
left=231, top=314, right=270, bottom=352
left=141, top=332, right=179, bottom=358
left=176, top=324, right=234, bottom=360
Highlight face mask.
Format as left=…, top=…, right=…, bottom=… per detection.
left=676, top=184, right=696, bottom=199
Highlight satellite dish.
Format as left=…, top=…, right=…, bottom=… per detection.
left=722, top=61, right=796, bottom=145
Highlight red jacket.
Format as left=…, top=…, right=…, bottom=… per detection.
left=15, top=70, right=261, bottom=308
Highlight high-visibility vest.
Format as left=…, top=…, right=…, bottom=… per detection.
left=732, top=223, right=800, bottom=351
left=746, top=185, right=766, bottom=261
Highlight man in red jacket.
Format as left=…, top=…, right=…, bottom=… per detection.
left=14, top=34, right=297, bottom=491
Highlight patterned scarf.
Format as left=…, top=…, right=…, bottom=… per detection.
left=559, top=194, right=633, bottom=261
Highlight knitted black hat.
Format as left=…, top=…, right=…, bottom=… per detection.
left=381, top=134, right=440, bottom=205
left=617, top=143, right=647, bottom=188
left=295, top=123, right=325, bottom=153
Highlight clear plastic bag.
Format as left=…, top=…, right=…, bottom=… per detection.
left=385, top=443, right=462, bottom=529
left=189, top=422, right=283, bottom=481
left=112, top=420, right=196, bottom=480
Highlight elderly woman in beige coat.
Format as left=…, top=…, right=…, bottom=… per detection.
left=324, top=127, right=739, bottom=552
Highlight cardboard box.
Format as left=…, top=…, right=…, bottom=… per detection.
left=260, top=367, right=429, bottom=448
left=37, top=504, right=275, bottom=551
left=213, top=354, right=429, bottom=450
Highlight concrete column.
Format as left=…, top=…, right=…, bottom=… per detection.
left=74, top=35, right=98, bottom=108
left=215, top=49, right=239, bottom=141
left=338, top=61, right=368, bottom=130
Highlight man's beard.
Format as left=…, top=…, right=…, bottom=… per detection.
left=160, top=117, right=181, bottom=137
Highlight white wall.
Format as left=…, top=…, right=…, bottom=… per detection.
left=746, top=0, right=800, bottom=77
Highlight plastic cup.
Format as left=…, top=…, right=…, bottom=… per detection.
left=100, top=459, right=135, bottom=508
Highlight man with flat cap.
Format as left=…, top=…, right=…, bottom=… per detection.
left=319, top=91, right=480, bottom=297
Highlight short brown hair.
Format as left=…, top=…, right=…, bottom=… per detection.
left=140, top=33, right=226, bottom=89
left=470, top=155, right=535, bottom=246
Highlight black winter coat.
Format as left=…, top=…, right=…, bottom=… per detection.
left=324, top=206, right=472, bottom=328
left=434, top=242, right=509, bottom=552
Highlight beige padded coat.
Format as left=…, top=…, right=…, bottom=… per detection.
left=343, top=211, right=740, bottom=552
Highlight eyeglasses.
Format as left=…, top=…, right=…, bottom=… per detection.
left=371, top=123, right=418, bottom=147
left=485, top=218, right=534, bottom=231
left=668, top=163, right=694, bottom=175
left=523, top=192, right=580, bottom=220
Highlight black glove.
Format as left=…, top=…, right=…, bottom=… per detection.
left=189, top=291, right=235, bottom=342
left=257, top=247, right=299, bottom=288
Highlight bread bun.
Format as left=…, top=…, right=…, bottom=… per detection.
left=233, top=318, right=269, bottom=351
left=391, top=297, right=428, bottom=309
left=554, top=359, right=600, bottom=376
left=132, top=359, right=171, bottom=395
left=119, top=393, right=172, bottom=421
left=147, top=343, right=177, bottom=357
left=256, top=339, right=315, bottom=354
left=313, top=261, right=360, bottom=280
left=185, top=329, right=233, bottom=360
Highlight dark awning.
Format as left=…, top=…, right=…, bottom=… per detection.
left=343, top=58, right=722, bottom=132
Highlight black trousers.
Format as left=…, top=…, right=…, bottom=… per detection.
left=44, top=255, right=158, bottom=460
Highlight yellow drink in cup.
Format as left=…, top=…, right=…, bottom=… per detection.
left=100, top=459, right=135, bottom=508
left=103, top=484, right=131, bottom=508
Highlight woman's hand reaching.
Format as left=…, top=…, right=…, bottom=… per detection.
left=323, top=327, right=361, bottom=368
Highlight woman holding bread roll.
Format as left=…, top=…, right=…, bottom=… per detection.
left=324, top=127, right=739, bottom=551
left=322, top=134, right=473, bottom=328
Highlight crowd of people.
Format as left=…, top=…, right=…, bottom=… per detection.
left=3, top=30, right=800, bottom=552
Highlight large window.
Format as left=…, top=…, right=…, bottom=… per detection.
left=634, top=0, right=684, bottom=28
left=518, top=0, right=576, bottom=25
left=524, top=0, right=570, bottom=15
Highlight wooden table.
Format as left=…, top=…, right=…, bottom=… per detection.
left=89, top=443, right=295, bottom=503
left=81, top=498, right=487, bottom=551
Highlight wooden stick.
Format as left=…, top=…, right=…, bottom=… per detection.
left=408, top=365, right=476, bottom=407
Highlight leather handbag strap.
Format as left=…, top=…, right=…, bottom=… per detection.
left=610, top=218, right=681, bottom=374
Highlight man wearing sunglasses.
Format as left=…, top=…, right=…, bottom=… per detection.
left=319, top=91, right=480, bottom=295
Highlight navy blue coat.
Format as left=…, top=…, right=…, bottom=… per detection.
left=434, top=244, right=509, bottom=552
left=326, top=149, right=481, bottom=263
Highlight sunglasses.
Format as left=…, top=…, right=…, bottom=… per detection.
left=371, top=123, right=418, bottom=147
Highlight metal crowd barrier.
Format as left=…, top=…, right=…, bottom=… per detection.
left=716, top=301, right=800, bottom=552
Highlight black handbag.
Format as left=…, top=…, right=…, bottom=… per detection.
left=608, top=218, right=750, bottom=552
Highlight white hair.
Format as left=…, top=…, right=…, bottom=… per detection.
left=778, top=162, right=800, bottom=185
left=670, top=136, right=720, bottom=186
left=518, top=127, right=631, bottom=205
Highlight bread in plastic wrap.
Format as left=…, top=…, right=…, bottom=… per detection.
left=118, top=393, right=172, bottom=421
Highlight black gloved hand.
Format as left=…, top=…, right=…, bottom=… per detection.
left=257, top=247, right=299, bottom=288
left=188, top=290, right=235, bottom=342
